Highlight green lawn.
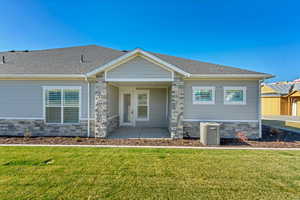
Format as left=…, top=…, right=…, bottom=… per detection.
left=0, top=147, right=299, bottom=200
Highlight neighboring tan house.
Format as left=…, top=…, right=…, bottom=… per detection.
left=261, top=82, right=300, bottom=116
left=0, top=45, right=272, bottom=139
left=289, top=83, right=300, bottom=116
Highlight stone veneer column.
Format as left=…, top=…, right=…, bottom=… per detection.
left=95, top=75, right=108, bottom=138
left=170, top=74, right=185, bottom=138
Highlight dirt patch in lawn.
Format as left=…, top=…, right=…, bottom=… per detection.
left=0, top=137, right=300, bottom=148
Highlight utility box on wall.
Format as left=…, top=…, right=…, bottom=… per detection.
left=200, top=122, right=220, bottom=146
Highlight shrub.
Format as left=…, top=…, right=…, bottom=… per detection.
left=75, top=136, right=82, bottom=142
left=24, top=129, right=32, bottom=138
left=236, top=132, right=248, bottom=143
left=270, top=128, right=284, bottom=142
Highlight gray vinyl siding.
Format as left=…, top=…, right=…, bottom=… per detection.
left=107, top=84, right=119, bottom=117
left=89, top=82, right=95, bottom=118
left=184, top=80, right=259, bottom=120
left=0, top=80, right=91, bottom=119
left=136, top=88, right=168, bottom=127
left=106, top=56, right=172, bottom=79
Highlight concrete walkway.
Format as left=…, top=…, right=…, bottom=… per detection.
left=262, top=116, right=300, bottom=134
left=263, top=115, right=300, bottom=122
left=0, top=144, right=299, bottom=150
left=107, top=127, right=170, bottom=139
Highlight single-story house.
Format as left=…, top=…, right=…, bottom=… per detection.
left=0, top=45, right=272, bottom=138
left=261, top=82, right=300, bottom=116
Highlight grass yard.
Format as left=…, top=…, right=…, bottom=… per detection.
left=0, top=147, right=299, bottom=200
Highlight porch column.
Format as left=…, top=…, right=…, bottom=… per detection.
left=170, top=74, right=185, bottom=138
left=95, top=75, right=108, bottom=138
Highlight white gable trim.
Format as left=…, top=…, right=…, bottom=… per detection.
left=104, top=54, right=174, bottom=75
left=103, top=54, right=175, bottom=82
left=86, top=48, right=190, bottom=77
left=105, top=78, right=173, bottom=82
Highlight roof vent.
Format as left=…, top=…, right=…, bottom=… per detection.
left=80, top=54, right=85, bottom=63
left=1, top=56, right=5, bottom=64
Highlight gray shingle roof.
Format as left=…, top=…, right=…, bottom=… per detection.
left=0, top=45, right=270, bottom=76
left=293, top=83, right=300, bottom=92
left=266, top=83, right=293, bottom=95
left=151, top=52, right=267, bottom=75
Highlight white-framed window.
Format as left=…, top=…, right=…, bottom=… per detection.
left=43, top=86, right=81, bottom=124
left=136, top=90, right=149, bottom=121
left=224, top=87, right=246, bottom=105
left=192, top=86, right=215, bottom=104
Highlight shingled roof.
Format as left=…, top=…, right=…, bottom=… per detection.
left=266, top=83, right=294, bottom=95
left=0, top=45, right=271, bottom=77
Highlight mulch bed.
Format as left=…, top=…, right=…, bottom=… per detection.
left=0, top=137, right=300, bottom=148
left=0, top=137, right=203, bottom=146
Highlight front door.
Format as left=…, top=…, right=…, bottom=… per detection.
left=119, top=87, right=150, bottom=127
left=292, top=100, right=298, bottom=116
left=120, top=89, right=135, bottom=126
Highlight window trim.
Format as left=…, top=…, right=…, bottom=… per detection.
left=42, top=86, right=82, bottom=124
left=135, top=90, right=150, bottom=121
left=223, top=86, right=247, bottom=105
left=192, top=86, right=215, bottom=105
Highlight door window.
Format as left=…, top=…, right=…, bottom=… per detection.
left=136, top=90, right=149, bottom=121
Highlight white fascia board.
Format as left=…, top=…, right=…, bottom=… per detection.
left=86, top=48, right=191, bottom=77
left=189, top=74, right=274, bottom=79
left=0, top=74, right=86, bottom=78
left=183, top=119, right=259, bottom=122
left=105, top=78, right=173, bottom=82
left=0, top=117, right=44, bottom=120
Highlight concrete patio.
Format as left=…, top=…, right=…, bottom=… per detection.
left=262, top=115, right=300, bottom=134
left=107, top=127, right=171, bottom=139
left=263, top=115, right=300, bottom=122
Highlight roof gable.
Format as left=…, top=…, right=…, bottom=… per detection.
left=86, top=48, right=190, bottom=77
left=105, top=55, right=173, bottom=81
left=290, top=91, right=300, bottom=97
left=261, top=85, right=278, bottom=94
left=266, top=84, right=293, bottom=95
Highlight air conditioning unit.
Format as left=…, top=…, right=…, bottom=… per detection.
left=200, top=122, right=220, bottom=146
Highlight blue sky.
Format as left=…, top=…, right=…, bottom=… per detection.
left=1, top=0, right=299, bottom=82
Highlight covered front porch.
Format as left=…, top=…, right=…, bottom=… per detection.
left=94, top=76, right=185, bottom=139
left=105, top=81, right=172, bottom=138
left=92, top=51, right=186, bottom=139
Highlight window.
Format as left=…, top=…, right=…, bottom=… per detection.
left=136, top=90, right=149, bottom=121
left=44, top=87, right=81, bottom=123
left=192, top=87, right=215, bottom=104
left=224, top=87, right=246, bottom=105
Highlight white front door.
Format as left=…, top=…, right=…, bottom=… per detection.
left=120, top=88, right=135, bottom=126
left=119, top=87, right=150, bottom=127
left=292, top=100, right=298, bottom=116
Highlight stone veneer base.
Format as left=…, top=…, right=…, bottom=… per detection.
left=183, top=121, right=260, bottom=139
left=107, top=116, right=119, bottom=134
left=0, top=119, right=259, bottom=139
left=0, top=119, right=95, bottom=137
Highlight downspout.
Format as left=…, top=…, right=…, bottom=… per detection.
left=258, top=79, right=264, bottom=138
left=85, top=75, right=90, bottom=138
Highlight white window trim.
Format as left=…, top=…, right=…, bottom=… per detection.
left=192, top=86, right=215, bottom=105
left=223, top=86, right=247, bottom=105
left=42, top=86, right=82, bottom=124
left=135, top=90, right=150, bottom=121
